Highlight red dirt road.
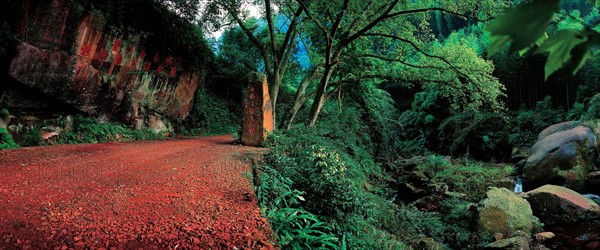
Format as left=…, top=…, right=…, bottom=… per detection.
left=0, top=135, right=275, bottom=249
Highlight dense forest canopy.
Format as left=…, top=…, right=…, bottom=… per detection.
left=3, top=0, right=600, bottom=249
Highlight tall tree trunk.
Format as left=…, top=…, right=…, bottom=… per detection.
left=269, top=70, right=281, bottom=128
left=285, top=95, right=308, bottom=130
left=308, top=65, right=334, bottom=127
left=285, top=67, right=320, bottom=129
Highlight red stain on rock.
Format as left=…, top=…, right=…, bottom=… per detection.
left=0, top=135, right=276, bottom=249
left=8, top=0, right=202, bottom=128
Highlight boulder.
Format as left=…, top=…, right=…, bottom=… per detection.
left=537, top=121, right=582, bottom=140
left=523, top=122, right=596, bottom=192
left=523, top=185, right=600, bottom=225
left=484, top=236, right=530, bottom=250
left=478, top=188, right=535, bottom=235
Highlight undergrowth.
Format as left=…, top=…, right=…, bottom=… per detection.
left=254, top=93, right=516, bottom=249
left=0, top=128, right=18, bottom=150
left=57, top=115, right=163, bottom=144
left=185, top=88, right=240, bottom=136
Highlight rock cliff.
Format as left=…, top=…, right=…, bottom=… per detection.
left=2, top=0, right=205, bottom=132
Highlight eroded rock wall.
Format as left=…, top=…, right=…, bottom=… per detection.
left=5, top=0, right=202, bottom=132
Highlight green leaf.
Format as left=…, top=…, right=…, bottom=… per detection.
left=535, top=30, right=587, bottom=80
left=589, top=0, right=600, bottom=8
left=486, top=0, right=560, bottom=57
left=566, top=38, right=598, bottom=75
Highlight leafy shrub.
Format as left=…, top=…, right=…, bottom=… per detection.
left=415, top=156, right=514, bottom=201
left=57, top=115, right=163, bottom=144
left=58, top=116, right=129, bottom=144
left=399, top=91, right=450, bottom=153
left=509, top=96, right=565, bottom=148
left=438, top=112, right=512, bottom=162
left=254, top=164, right=340, bottom=249
left=258, top=107, right=407, bottom=248
left=22, top=127, right=41, bottom=147
left=129, top=129, right=164, bottom=141
left=568, top=102, right=586, bottom=120
left=584, top=93, right=600, bottom=120
left=0, top=128, right=18, bottom=150
left=396, top=204, right=447, bottom=244
left=437, top=198, right=481, bottom=249
left=187, top=88, right=240, bottom=135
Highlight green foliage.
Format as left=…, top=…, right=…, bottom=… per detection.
left=268, top=208, right=340, bottom=249
left=255, top=163, right=341, bottom=249
left=535, top=30, right=588, bottom=80
left=584, top=93, right=600, bottom=119
left=416, top=156, right=514, bottom=201
left=568, top=102, right=587, bottom=120
left=422, top=41, right=505, bottom=113
left=487, top=0, right=560, bottom=56
left=0, top=108, right=8, bottom=118
left=187, top=88, right=240, bottom=136
left=256, top=103, right=412, bottom=248
left=438, top=112, right=512, bottom=162
left=395, top=204, right=447, bottom=242
left=128, top=129, right=164, bottom=141
left=217, top=20, right=263, bottom=77
left=399, top=91, right=448, bottom=154
left=57, top=115, right=163, bottom=144
left=22, top=127, right=41, bottom=147
left=0, top=128, right=18, bottom=150
left=488, top=0, right=600, bottom=80
left=509, top=96, right=566, bottom=148
left=359, top=83, right=413, bottom=160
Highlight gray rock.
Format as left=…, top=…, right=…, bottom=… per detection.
left=523, top=123, right=596, bottom=192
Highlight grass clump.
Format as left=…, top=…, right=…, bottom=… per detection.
left=0, top=128, right=18, bottom=150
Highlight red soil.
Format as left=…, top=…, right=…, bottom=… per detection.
left=0, top=135, right=275, bottom=249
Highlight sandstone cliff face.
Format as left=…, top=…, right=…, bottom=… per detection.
left=5, top=0, right=202, bottom=131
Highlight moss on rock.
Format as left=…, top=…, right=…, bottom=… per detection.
left=478, top=188, right=535, bottom=235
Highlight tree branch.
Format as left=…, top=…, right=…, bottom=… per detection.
left=386, top=7, right=492, bottom=22
left=362, top=32, right=479, bottom=85
left=223, top=4, right=272, bottom=71
left=331, top=0, right=350, bottom=40
left=337, top=0, right=400, bottom=51
left=295, top=0, right=329, bottom=39
left=265, top=0, right=278, bottom=66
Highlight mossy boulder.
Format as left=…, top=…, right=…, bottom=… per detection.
left=478, top=188, right=535, bottom=236
left=484, top=236, right=530, bottom=250
left=523, top=122, right=596, bottom=192
left=523, top=184, right=600, bottom=226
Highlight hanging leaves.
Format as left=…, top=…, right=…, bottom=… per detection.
left=535, top=30, right=587, bottom=80
left=488, top=0, right=600, bottom=81
left=486, top=0, right=560, bottom=56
